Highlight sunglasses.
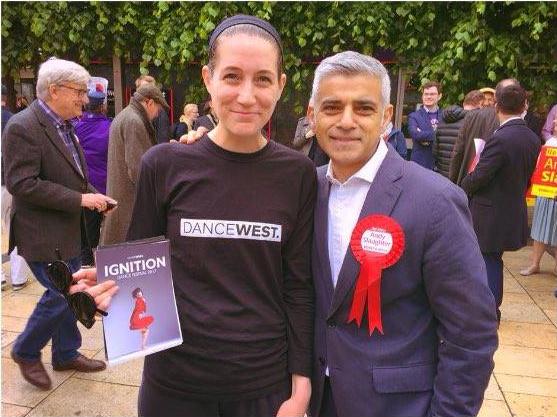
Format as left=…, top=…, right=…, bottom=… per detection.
left=47, top=253, right=108, bottom=329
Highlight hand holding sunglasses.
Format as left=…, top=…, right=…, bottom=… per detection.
left=47, top=253, right=110, bottom=329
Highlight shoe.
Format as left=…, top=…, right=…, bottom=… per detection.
left=11, top=351, right=52, bottom=390
left=519, top=265, right=539, bottom=276
left=11, top=280, right=28, bottom=291
left=53, top=353, right=106, bottom=372
left=1, top=279, right=7, bottom=291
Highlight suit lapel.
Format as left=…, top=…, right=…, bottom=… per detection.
left=314, top=167, right=335, bottom=300
left=32, top=102, right=84, bottom=179
left=327, top=149, right=404, bottom=319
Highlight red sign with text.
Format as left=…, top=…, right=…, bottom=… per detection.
left=530, top=146, right=557, bottom=198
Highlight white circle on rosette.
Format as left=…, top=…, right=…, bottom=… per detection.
left=361, top=228, right=392, bottom=254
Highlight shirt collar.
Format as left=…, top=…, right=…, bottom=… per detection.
left=499, top=115, right=523, bottom=127
left=423, top=105, right=439, bottom=113
left=326, top=138, right=388, bottom=186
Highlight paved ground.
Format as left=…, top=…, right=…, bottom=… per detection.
left=1, top=246, right=556, bottom=417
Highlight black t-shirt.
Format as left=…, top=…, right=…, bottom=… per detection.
left=128, top=135, right=316, bottom=400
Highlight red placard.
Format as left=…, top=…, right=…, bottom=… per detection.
left=530, top=146, right=557, bottom=198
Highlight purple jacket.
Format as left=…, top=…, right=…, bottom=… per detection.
left=74, top=112, right=111, bottom=194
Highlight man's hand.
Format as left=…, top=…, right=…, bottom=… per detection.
left=276, top=374, right=311, bottom=417
left=71, top=268, right=118, bottom=312
left=169, top=127, right=208, bottom=145
left=81, top=193, right=117, bottom=213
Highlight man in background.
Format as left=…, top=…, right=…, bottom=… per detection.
left=135, top=75, right=170, bottom=144
left=3, top=58, right=114, bottom=390
left=408, top=81, right=444, bottom=170
left=100, top=84, right=169, bottom=245
left=461, top=81, right=540, bottom=322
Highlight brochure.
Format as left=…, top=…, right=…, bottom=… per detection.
left=95, top=237, right=182, bottom=365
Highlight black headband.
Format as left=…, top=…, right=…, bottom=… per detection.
left=209, top=14, right=283, bottom=54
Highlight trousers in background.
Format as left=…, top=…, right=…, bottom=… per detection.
left=81, top=208, right=102, bottom=265
left=1, top=187, right=29, bottom=286
left=482, top=251, right=503, bottom=320
left=12, top=257, right=82, bottom=364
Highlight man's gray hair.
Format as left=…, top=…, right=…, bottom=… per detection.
left=309, top=51, right=391, bottom=108
left=36, top=58, right=90, bottom=101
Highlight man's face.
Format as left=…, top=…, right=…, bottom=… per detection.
left=422, top=86, right=441, bottom=108
left=144, top=99, right=162, bottom=121
left=308, top=74, right=393, bottom=179
left=50, top=82, right=88, bottom=120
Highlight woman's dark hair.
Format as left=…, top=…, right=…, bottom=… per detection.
left=132, top=287, right=142, bottom=297
left=207, top=24, right=283, bottom=78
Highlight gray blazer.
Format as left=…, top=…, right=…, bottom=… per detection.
left=310, top=149, right=498, bottom=417
left=2, top=100, right=94, bottom=262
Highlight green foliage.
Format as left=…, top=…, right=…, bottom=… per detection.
left=2, top=1, right=556, bottom=111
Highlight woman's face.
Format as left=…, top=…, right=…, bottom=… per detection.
left=202, top=33, right=286, bottom=140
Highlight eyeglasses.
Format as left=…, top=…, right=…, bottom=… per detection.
left=47, top=251, right=108, bottom=329
left=58, top=84, right=88, bottom=98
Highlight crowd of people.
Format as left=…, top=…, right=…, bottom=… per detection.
left=1, top=12, right=556, bottom=417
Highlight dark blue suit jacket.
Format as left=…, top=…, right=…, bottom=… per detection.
left=310, top=149, right=498, bottom=417
left=461, top=118, right=540, bottom=253
left=409, top=107, right=442, bottom=170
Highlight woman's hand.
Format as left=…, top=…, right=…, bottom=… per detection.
left=169, top=127, right=208, bottom=145
left=71, top=268, right=119, bottom=312
left=276, top=374, right=311, bottom=417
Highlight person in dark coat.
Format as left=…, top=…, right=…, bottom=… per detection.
left=308, top=51, right=497, bottom=417
left=193, top=98, right=218, bottom=131
left=435, top=90, right=483, bottom=178
left=291, top=116, right=329, bottom=167
left=408, top=81, right=443, bottom=170
left=135, top=75, right=171, bottom=144
left=449, top=105, right=499, bottom=186
left=381, top=121, right=407, bottom=159
left=461, top=81, right=540, bottom=322
left=74, top=84, right=111, bottom=265
left=3, top=58, right=114, bottom=390
left=172, top=103, right=198, bottom=140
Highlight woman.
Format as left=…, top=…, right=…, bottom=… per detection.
left=129, top=287, right=154, bottom=350
left=128, top=15, right=315, bottom=417
left=521, top=114, right=557, bottom=276
left=172, top=103, right=199, bottom=140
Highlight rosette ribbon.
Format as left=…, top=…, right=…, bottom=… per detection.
left=348, top=215, right=405, bottom=335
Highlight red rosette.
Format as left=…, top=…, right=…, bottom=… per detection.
left=348, top=215, right=405, bottom=335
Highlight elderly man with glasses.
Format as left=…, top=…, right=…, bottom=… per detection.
left=2, top=58, right=116, bottom=390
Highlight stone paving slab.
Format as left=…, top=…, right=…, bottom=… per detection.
left=1, top=245, right=556, bottom=416
left=25, top=378, right=139, bottom=417
left=505, top=392, right=557, bottom=417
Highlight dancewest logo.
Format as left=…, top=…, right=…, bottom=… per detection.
left=180, top=219, right=281, bottom=242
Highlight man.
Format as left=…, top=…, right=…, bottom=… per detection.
left=2, top=58, right=115, bottom=390
left=449, top=98, right=501, bottom=186
left=100, top=84, right=169, bottom=245
left=480, top=87, right=496, bottom=108
left=408, top=81, right=444, bottom=170
left=461, top=82, right=540, bottom=322
left=435, top=89, right=484, bottom=178
left=306, top=51, right=498, bottom=417
left=292, top=115, right=330, bottom=167
left=74, top=83, right=111, bottom=265
left=135, top=75, right=171, bottom=144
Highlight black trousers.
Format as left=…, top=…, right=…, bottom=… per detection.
left=138, top=379, right=290, bottom=417
left=319, top=377, right=338, bottom=417
left=81, top=208, right=102, bottom=265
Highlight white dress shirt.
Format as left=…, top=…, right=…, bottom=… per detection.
left=326, top=139, right=388, bottom=288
